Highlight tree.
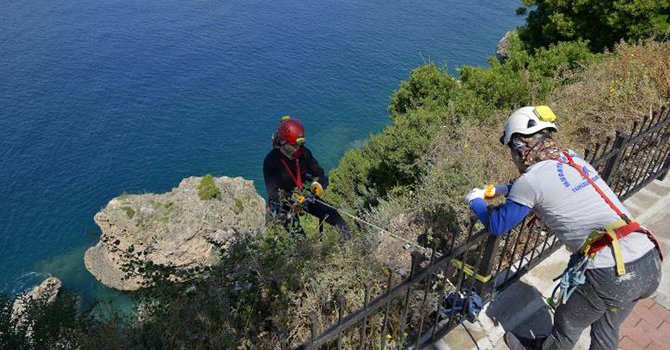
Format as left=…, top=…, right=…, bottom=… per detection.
left=520, top=0, right=670, bottom=52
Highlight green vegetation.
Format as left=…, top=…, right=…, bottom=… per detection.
left=197, top=174, right=221, bottom=201
left=329, top=35, right=596, bottom=211
left=2, top=220, right=385, bottom=349
left=6, top=4, right=670, bottom=349
left=0, top=293, right=85, bottom=350
left=121, top=206, right=135, bottom=219
left=520, top=0, right=670, bottom=52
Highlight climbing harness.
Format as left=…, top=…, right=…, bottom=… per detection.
left=275, top=157, right=427, bottom=252
left=546, top=151, right=663, bottom=308
left=555, top=152, right=662, bottom=273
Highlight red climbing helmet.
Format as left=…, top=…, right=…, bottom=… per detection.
left=276, top=116, right=305, bottom=145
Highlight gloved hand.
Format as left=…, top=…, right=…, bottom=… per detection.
left=311, top=181, right=324, bottom=197
left=484, top=184, right=511, bottom=199
left=292, top=192, right=306, bottom=204
left=464, top=188, right=486, bottom=203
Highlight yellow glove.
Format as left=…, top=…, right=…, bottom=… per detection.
left=484, top=184, right=511, bottom=199
left=484, top=184, right=496, bottom=199
left=292, top=192, right=306, bottom=203
left=311, top=181, right=324, bottom=197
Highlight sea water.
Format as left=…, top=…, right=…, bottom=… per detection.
left=0, top=0, right=525, bottom=301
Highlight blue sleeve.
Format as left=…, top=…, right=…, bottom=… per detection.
left=468, top=199, right=531, bottom=237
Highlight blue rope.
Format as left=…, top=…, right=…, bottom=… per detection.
left=553, top=254, right=588, bottom=305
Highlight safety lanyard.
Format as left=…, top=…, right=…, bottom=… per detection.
left=280, top=158, right=303, bottom=189
left=555, top=152, right=630, bottom=223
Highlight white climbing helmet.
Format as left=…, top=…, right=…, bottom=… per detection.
left=500, top=105, right=558, bottom=145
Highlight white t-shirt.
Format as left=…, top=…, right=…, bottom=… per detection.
left=508, top=150, right=655, bottom=269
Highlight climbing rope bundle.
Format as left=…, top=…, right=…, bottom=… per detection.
left=546, top=253, right=588, bottom=310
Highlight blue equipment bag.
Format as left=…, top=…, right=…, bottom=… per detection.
left=439, top=288, right=483, bottom=322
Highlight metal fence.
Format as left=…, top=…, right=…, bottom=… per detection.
left=293, top=107, right=670, bottom=350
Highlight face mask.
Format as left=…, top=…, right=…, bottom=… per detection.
left=511, top=133, right=560, bottom=169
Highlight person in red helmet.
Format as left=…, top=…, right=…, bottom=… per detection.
left=263, top=116, right=352, bottom=239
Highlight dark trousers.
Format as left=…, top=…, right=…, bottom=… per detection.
left=305, top=200, right=352, bottom=239
left=542, top=249, right=661, bottom=350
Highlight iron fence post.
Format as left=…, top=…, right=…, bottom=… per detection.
left=294, top=107, right=670, bottom=349
left=658, top=150, right=670, bottom=181
left=308, top=311, right=318, bottom=350
left=336, top=293, right=346, bottom=350
left=475, top=234, right=503, bottom=298
left=601, top=131, right=628, bottom=183
left=280, top=330, right=288, bottom=350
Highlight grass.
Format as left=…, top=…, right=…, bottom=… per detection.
left=550, top=41, right=670, bottom=148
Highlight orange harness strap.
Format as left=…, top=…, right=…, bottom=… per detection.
left=556, top=152, right=663, bottom=262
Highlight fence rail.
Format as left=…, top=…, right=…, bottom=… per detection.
left=293, top=107, right=670, bottom=350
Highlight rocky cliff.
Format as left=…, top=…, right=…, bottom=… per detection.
left=84, top=176, right=266, bottom=291
left=11, top=277, right=62, bottom=339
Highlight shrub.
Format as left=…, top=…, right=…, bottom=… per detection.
left=459, top=35, right=596, bottom=114
left=0, top=292, right=85, bottom=350
left=197, top=174, right=221, bottom=201
left=329, top=108, right=450, bottom=210
left=520, top=0, right=670, bottom=52
left=121, top=206, right=135, bottom=219
left=330, top=33, right=595, bottom=213
left=389, top=64, right=458, bottom=117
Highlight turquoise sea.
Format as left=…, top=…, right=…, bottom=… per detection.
left=0, top=0, right=525, bottom=301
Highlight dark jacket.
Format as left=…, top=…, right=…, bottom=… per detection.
left=263, top=146, right=328, bottom=206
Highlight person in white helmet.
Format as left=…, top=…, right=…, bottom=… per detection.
left=464, top=106, right=662, bottom=350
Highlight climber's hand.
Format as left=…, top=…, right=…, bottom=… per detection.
left=464, top=188, right=486, bottom=203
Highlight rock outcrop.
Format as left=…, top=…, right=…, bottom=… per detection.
left=11, top=277, right=63, bottom=336
left=84, top=176, right=266, bottom=291
left=496, top=31, right=514, bottom=63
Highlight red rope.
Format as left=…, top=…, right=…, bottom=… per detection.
left=280, top=158, right=303, bottom=189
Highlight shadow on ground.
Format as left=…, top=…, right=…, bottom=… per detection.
left=485, top=280, right=554, bottom=338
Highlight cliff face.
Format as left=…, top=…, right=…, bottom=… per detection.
left=84, top=176, right=266, bottom=291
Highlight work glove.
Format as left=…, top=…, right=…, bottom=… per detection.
left=464, top=188, right=486, bottom=204
left=292, top=192, right=306, bottom=204
left=311, top=181, right=324, bottom=197
left=484, top=184, right=511, bottom=199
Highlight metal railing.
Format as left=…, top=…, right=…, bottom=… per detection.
left=292, top=107, right=670, bottom=350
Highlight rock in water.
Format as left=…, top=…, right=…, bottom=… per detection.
left=84, top=176, right=266, bottom=291
left=11, top=277, right=63, bottom=337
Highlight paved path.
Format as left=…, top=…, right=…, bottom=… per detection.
left=434, top=174, right=670, bottom=350
left=619, top=298, right=670, bottom=350
left=617, top=177, right=670, bottom=350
